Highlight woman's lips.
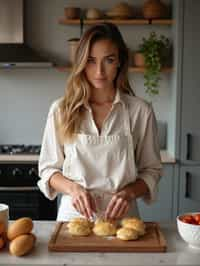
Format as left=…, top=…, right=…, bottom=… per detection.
left=94, top=78, right=107, bottom=81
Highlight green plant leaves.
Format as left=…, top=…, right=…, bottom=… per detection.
left=139, top=31, right=170, bottom=97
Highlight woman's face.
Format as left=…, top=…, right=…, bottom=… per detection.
left=84, top=39, right=120, bottom=90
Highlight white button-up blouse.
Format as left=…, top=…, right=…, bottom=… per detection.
left=38, top=89, right=162, bottom=206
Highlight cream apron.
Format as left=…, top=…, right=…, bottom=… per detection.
left=57, top=103, right=139, bottom=221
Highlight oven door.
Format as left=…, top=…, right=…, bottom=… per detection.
left=0, top=186, right=57, bottom=220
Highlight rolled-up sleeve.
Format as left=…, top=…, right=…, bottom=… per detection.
left=135, top=105, right=162, bottom=204
left=37, top=100, right=64, bottom=200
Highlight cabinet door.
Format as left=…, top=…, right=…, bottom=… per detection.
left=137, top=165, right=174, bottom=221
left=179, top=166, right=200, bottom=213
left=180, top=0, right=200, bottom=163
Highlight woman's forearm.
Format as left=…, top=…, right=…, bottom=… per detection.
left=49, top=172, right=74, bottom=195
left=132, top=178, right=149, bottom=198
left=49, top=172, right=95, bottom=218
left=123, top=178, right=149, bottom=200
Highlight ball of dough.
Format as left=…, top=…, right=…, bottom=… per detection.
left=67, top=217, right=93, bottom=229
left=121, top=217, right=146, bottom=236
left=95, top=218, right=117, bottom=226
left=68, top=222, right=92, bottom=236
left=116, top=227, right=139, bottom=241
left=93, top=221, right=117, bottom=236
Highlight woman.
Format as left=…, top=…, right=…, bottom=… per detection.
left=38, top=23, right=162, bottom=221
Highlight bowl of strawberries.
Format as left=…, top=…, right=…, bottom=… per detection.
left=177, top=212, right=200, bottom=249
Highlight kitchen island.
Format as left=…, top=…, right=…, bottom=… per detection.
left=0, top=221, right=200, bottom=266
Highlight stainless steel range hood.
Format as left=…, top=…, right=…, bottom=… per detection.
left=0, top=0, right=52, bottom=68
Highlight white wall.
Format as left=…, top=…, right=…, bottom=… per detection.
left=0, top=69, right=67, bottom=144
left=0, top=0, right=173, bottom=148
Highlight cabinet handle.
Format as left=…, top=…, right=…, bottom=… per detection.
left=185, top=172, right=191, bottom=198
left=186, top=133, right=192, bottom=160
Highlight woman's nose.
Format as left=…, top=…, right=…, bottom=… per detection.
left=96, top=62, right=105, bottom=76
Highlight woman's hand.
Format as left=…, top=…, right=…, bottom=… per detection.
left=70, top=182, right=96, bottom=219
left=105, top=179, right=149, bottom=220
left=104, top=189, right=133, bottom=220
left=104, top=182, right=138, bottom=220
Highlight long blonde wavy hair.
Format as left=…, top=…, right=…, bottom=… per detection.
left=57, top=23, right=134, bottom=143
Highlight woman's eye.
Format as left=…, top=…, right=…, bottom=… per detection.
left=106, top=58, right=115, bottom=63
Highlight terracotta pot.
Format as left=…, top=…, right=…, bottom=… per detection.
left=68, top=38, right=80, bottom=65
left=133, top=52, right=145, bottom=67
left=143, top=0, right=167, bottom=19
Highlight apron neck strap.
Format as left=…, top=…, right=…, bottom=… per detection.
left=123, top=103, right=131, bottom=136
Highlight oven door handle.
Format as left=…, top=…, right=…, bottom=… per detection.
left=0, top=186, right=39, bottom=191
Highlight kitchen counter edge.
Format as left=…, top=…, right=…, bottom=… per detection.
left=0, top=150, right=176, bottom=164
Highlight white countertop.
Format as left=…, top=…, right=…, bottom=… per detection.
left=0, top=221, right=200, bottom=266
left=0, top=150, right=176, bottom=164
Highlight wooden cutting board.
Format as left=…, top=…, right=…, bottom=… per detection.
left=48, top=222, right=167, bottom=252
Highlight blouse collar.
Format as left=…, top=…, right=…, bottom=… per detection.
left=84, top=88, right=125, bottom=111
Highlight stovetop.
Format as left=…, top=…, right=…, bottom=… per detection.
left=0, top=145, right=41, bottom=155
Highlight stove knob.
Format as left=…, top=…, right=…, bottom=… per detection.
left=12, top=168, right=22, bottom=176
left=28, top=168, right=38, bottom=177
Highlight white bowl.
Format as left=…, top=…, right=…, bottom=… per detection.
left=177, top=212, right=200, bottom=249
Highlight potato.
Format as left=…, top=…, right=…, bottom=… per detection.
left=0, top=222, right=6, bottom=235
left=9, top=233, right=36, bottom=256
left=0, top=236, right=5, bottom=249
left=7, top=217, right=33, bottom=241
left=1, top=232, right=7, bottom=244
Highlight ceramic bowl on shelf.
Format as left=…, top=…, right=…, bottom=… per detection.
left=64, top=7, right=81, bottom=19
left=177, top=212, right=200, bottom=249
left=106, top=2, right=134, bottom=19
left=142, top=0, right=167, bottom=19
left=85, top=8, right=102, bottom=19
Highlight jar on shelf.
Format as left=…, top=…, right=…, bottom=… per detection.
left=67, top=38, right=80, bottom=65
left=133, top=52, right=145, bottom=67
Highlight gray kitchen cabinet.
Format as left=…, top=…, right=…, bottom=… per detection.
left=180, top=0, right=200, bottom=164
left=176, top=0, right=200, bottom=214
left=178, top=166, right=200, bottom=214
left=137, top=165, right=174, bottom=222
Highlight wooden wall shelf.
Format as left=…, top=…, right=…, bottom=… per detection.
left=55, top=66, right=173, bottom=73
left=151, top=19, right=174, bottom=25
left=129, top=66, right=173, bottom=73
left=58, top=18, right=174, bottom=26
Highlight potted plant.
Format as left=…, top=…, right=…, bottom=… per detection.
left=135, top=32, right=170, bottom=97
